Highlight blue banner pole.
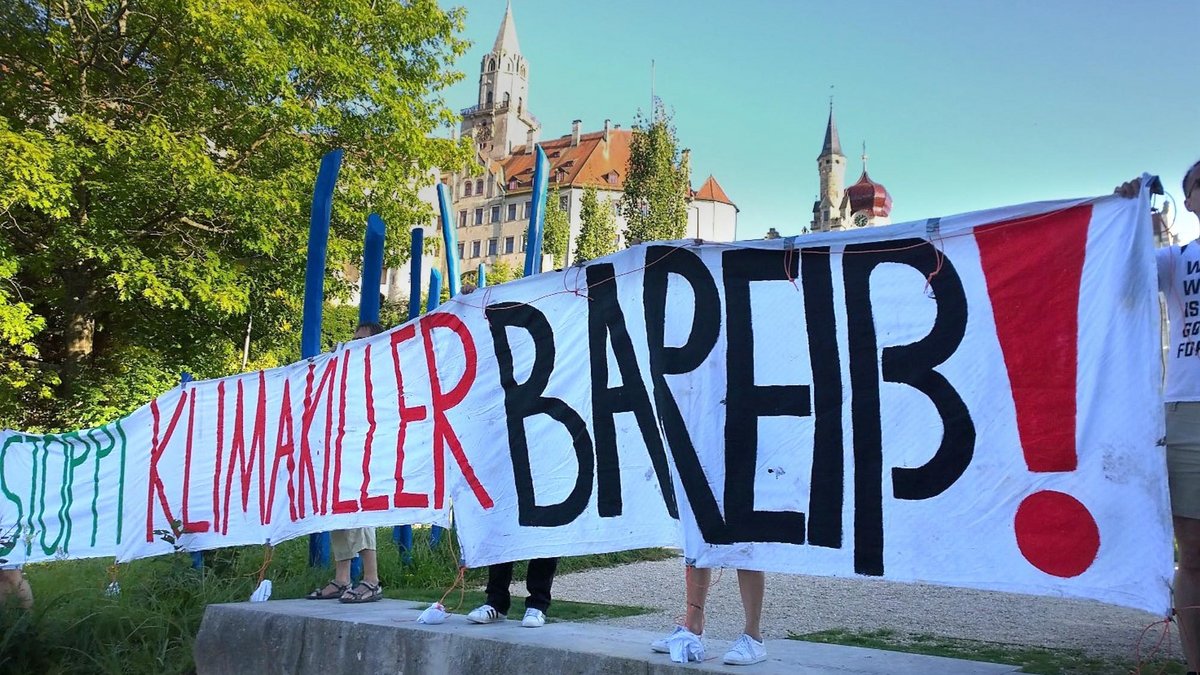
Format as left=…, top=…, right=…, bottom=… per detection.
left=437, top=183, right=460, bottom=298
left=477, top=263, right=487, bottom=289
left=358, top=214, right=386, bottom=326
left=408, top=228, right=424, bottom=321
left=427, top=268, right=442, bottom=312
left=526, top=146, right=549, bottom=275
left=303, top=149, right=342, bottom=568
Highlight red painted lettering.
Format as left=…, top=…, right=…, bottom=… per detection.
left=421, top=314, right=493, bottom=509
left=331, top=350, right=358, bottom=514
left=181, top=391, right=211, bottom=533
left=298, top=358, right=338, bottom=518
left=146, top=392, right=188, bottom=542
left=359, top=344, right=388, bottom=512
left=221, top=372, right=268, bottom=533
left=391, top=325, right=429, bottom=508
left=266, top=379, right=298, bottom=523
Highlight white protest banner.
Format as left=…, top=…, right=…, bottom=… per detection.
left=0, top=190, right=1172, bottom=614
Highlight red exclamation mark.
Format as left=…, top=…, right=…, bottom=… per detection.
left=976, top=204, right=1100, bottom=578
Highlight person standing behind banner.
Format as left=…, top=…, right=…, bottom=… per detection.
left=1118, top=160, right=1200, bottom=675
left=649, top=562, right=766, bottom=666
left=465, top=557, right=558, bottom=628
left=306, top=322, right=385, bottom=604
left=460, top=279, right=558, bottom=629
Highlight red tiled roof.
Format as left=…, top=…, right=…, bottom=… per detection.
left=693, top=174, right=735, bottom=206
left=501, top=129, right=632, bottom=192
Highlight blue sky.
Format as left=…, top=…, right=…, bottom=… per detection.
left=442, top=0, right=1200, bottom=240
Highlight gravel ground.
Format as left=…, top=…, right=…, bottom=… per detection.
left=536, top=556, right=1181, bottom=662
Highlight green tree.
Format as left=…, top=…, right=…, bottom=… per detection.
left=487, top=259, right=523, bottom=284
left=541, top=190, right=570, bottom=269
left=574, top=187, right=618, bottom=265
left=621, top=100, right=690, bottom=244
left=0, top=0, right=470, bottom=430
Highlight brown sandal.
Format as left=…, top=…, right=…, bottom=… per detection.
left=338, top=581, right=382, bottom=604
left=306, top=580, right=349, bottom=600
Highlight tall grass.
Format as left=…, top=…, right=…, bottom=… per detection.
left=0, top=528, right=672, bottom=674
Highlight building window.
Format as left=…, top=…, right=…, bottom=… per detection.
left=559, top=194, right=569, bottom=211
left=471, top=240, right=481, bottom=258
left=491, top=205, right=501, bottom=223
left=474, top=208, right=484, bottom=225
left=458, top=243, right=465, bottom=259
left=475, top=179, right=484, bottom=195
left=464, top=181, right=472, bottom=197
left=505, top=236, right=515, bottom=254
left=524, top=200, right=532, bottom=218
left=520, top=235, right=527, bottom=251
left=507, top=203, right=517, bottom=221
left=458, top=210, right=467, bottom=228
left=488, top=238, right=498, bottom=256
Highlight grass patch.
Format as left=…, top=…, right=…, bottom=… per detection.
left=0, top=527, right=666, bottom=674
left=790, top=628, right=1185, bottom=675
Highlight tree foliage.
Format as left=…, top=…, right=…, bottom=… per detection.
left=487, top=259, right=523, bottom=284
left=0, top=0, right=471, bottom=430
left=540, top=189, right=570, bottom=269
left=621, top=100, right=690, bottom=244
left=574, top=187, right=617, bottom=265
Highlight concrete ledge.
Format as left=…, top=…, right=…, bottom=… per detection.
left=194, top=599, right=1021, bottom=674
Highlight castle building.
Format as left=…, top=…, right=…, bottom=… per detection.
left=810, top=105, right=892, bottom=232
left=444, top=2, right=737, bottom=274
left=372, top=2, right=739, bottom=303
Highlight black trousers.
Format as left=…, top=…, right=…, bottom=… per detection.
left=484, top=557, right=558, bottom=615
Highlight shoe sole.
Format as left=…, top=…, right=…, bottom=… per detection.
left=650, top=645, right=668, bottom=654
left=723, top=655, right=767, bottom=666
left=466, top=615, right=506, bottom=624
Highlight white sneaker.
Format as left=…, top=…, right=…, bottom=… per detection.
left=466, top=604, right=506, bottom=624
left=723, top=633, right=767, bottom=666
left=520, top=608, right=546, bottom=627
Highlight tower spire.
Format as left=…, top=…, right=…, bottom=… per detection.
left=820, top=100, right=842, bottom=158
left=861, top=141, right=868, bottom=173
left=493, top=0, right=521, bottom=55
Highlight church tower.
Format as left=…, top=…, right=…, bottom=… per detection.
left=812, top=103, right=846, bottom=231
left=461, top=1, right=539, bottom=160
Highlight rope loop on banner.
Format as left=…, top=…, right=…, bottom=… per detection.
left=253, top=542, right=274, bottom=585
left=1132, top=609, right=1177, bottom=674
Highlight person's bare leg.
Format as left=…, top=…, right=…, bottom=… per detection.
left=360, top=549, right=379, bottom=586
left=736, top=569, right=765, bottom=641
left=333, top=558, right=352, bottom=586
left=0, top=570, right=32, bottom=610
left=685, top=566, right=711, bottom=635
left=1175, top=516, right=1200, bottom=672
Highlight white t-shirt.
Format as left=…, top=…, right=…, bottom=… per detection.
left=1158, top=241, right=1200, bottom=401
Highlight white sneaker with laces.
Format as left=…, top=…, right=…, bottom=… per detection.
left=520, top=608, right=546, bottom=627
left=466, top=604, right=506, bottom=624
left=723, top=633, right=767, bottom=666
